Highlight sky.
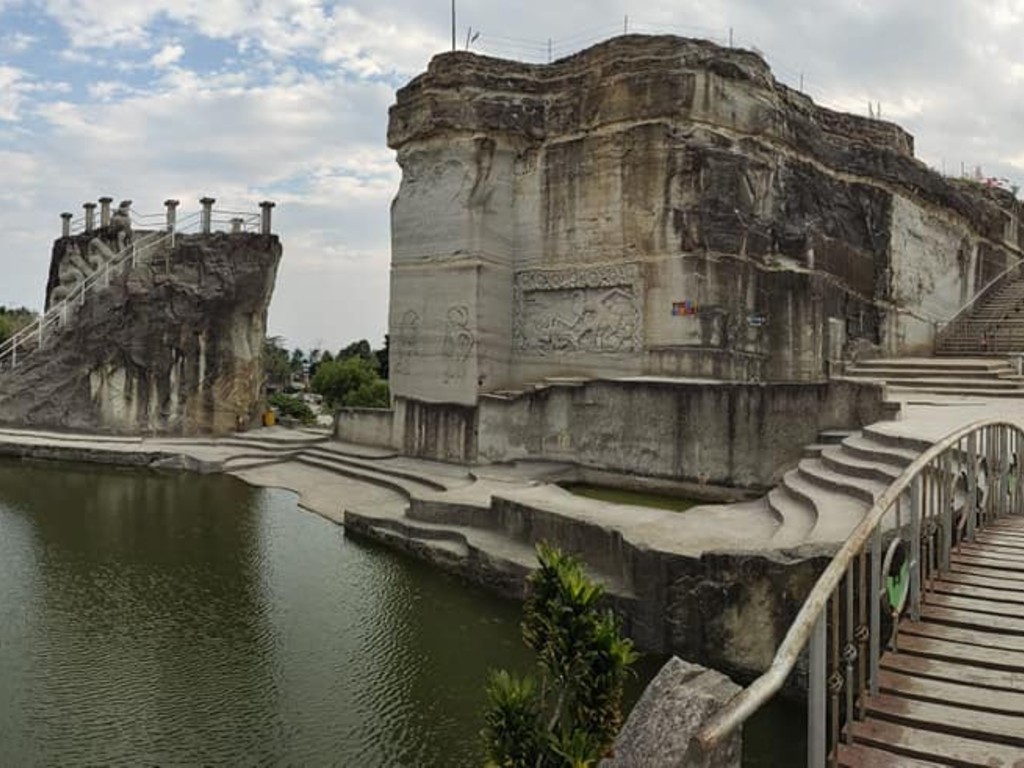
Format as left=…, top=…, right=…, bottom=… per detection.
left=1, top=0, right=1023, bottom=354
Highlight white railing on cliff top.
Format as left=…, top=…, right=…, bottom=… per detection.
left=0, top=199, right=275, bottom=373
left=695, top=418, right=1023, bottom=765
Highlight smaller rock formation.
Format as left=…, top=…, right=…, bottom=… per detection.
left=0, top=219, right=281, bottom=436
left=602, top=657, right=741, bottom=768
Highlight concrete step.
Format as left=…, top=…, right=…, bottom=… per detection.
left=885, top=385, right=1024, bottom=398
left=303, top=447, right=449, bottom=492
left=802, top=443, right=828, bottom=459
left=767, top=484, right=817, bottom=546
left=861, top=425, right=934, bottom=454
left=849, top=358, right=1013, bottom=372
left=846, top=376, right=1024, bottom=391
left=819, top=429, right=856, bottom=444
left=843, top=366, right=1015, bottom=379
left=797, top=458, right=887, bottom=506
left=781, top=467, right=869, bottom=544
left=820, top=444, right=903, bottom=485
left=841, top=434, right=920, bottom=469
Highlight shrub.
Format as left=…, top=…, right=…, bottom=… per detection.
left=482, top=544, right=638, bottom=767
left=268, top=393, right=316, bottom=425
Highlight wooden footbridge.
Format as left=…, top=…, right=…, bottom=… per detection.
left=697, top=419, right=1024, bottom=767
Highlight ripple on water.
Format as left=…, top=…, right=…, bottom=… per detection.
left=0, top=463, right=539, bottom=766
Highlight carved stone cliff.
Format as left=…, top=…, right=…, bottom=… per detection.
left=0, top=229, right=281, bottom=435
left=386, top=35, right=1023, bottom=408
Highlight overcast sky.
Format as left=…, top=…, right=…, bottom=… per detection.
left=1, top=0, right=1022, bottom=353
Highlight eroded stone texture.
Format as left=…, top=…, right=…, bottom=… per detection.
left=0, top=231, right=281, bottom=435
left=601, top=657, right=741, bottom=768
left=387, top=35, right=1023, bottom=407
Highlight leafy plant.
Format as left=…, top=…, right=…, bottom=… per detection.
left=268, top=393, right=316, bottom=425
left=483, top=544, right=638, bottom=767
left=311, top=356, right=389, bottom=410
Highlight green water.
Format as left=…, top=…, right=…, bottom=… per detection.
left=0, top=459, right=803, bottom=766
left=562, top=483, right=701, bottom=512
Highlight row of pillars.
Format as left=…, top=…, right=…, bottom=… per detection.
left=61, top=198, right=276, bottom=237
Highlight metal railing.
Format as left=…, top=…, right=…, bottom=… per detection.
left=2, top=205, right=267, bottom=374
left=696, top=418, right=1023, bottom=766
left=934, top=258, right=1024, bottom=346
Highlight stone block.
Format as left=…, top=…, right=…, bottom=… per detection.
left=602, top=656, right=741, bottom=768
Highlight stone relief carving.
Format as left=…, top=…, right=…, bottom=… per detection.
left=443, top=304, right=475, bottom=382
left=110, top=199, right=134, bottom=250
left=393, top=310, right=420, bottom=375
left=513, top=265, right=643, bottom=355
left=50, top=237, right=121, bottom=304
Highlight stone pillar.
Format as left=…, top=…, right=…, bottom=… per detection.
left=600, top=658, right=741, bottom=768
left=60, top=212, right=73, bottom=238
left=164, top=199, right=180, bottom=232
left=83, top=202, right=97, bottom=233
left=200, top=197, right=215, bottom=234
left=230, top=217, right=244, bottom=234
left=99, top=196, right=113, bottom=227
left=259, top=200, right=275, bottom=235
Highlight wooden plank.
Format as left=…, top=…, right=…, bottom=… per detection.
left=894, top=633, right=1024, bottom=671
left=880, top=653, right=1024, bottom=692
left=930, top=580, right=1024, bottom=605
left=877, top=669, right=1024, bottom=714
left=948, top=563, right=1024, bottom=584
left=865, top=692, right=1024, bottom=746
left=949, top=553, right=1024, bottom=573
left=954, top=544, right=1023, bottom=563
left=941, top=569, right=1024, bottom=591
left=967, top=538, right=1024, bottom=553
left=836, top=742, right=945, bottom=768
left=920, top=603, right=1024, bottom=634
left=849, top=718, right=1024, bottom=766
left=899, top=619, right=1024, bottom=652
left=925, top=592, right=1024, bottom=619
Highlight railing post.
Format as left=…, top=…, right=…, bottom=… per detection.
left=809, top=614, right=827, bottom=768
left=200, top=197, right=215, bottom=234
left=869, top=529, right=881, bottom=696
left=83, top=202, right=97, bottom=233
left=910, top=476, right=922, bottom=622
left=940, top=452, right=952, bottom=572
left=11, top=337, right=17, bottom=368
left=99, top=196, right=113, bottom=227
left=164, top=198, right=180, bottom=248
left=259, top=200, right=275, bottom=235
left=60, top=212, right=73, bottom=238
left=967, top=432, right=978, bottom=541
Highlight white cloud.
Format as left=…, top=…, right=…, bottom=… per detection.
left=150, top=43, right=184, bottom=68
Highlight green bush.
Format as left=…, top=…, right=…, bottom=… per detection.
left=482, top=544, right=638, bottom=767
left=268, top=393, right=316, bottom=425
left=311, top=356, right=390, bottom=410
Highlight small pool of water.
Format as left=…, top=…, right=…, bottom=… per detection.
left=561, top=483, right=703, bottom=512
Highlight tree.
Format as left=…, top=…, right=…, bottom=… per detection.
left=376, top=334, right=390, bottom=380
left=483, top=544, right=638, bottom=767
left=0, top=306, right=36, bottom=345
left=289, top=348, right=306, bottom=376
left=262, top=336, right=291, bottom=391
left=311, top=356, right=389, bottom=410
left=338, top=338, right=374, bottom=363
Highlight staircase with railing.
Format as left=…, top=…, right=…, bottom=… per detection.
left=935, top=259, right=1024, bottom=355
left=0, top=204, right=266, bottom=375
left=696, top=418, right=1024, bottom=766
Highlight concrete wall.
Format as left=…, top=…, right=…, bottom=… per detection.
left=476, top=379, right=891, bottom=487
left=334, top=408, right=396, bottom=449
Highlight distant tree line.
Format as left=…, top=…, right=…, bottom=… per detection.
left=0, top=306, right=37, bottom=345
left=262, top=335, right=391, bottom=411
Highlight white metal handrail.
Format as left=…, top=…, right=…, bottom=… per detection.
left=2, top=205, right=265, bottom=371
left=937, top=257, right=1024, bottom=334
left=697, top=417, right=1023, bottom=765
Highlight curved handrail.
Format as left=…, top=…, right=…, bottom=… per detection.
left=695, top=416, right=1017, bottom=751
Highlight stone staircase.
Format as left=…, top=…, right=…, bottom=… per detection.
left=768, top=427, right=922, bottom=547
left=936, top=264, right=1024, bottom=355
left=842, top=357, right=1024, bottom=398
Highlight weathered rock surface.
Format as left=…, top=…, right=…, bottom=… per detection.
left=0, top=231, right=281, bottom=435
left=386, top=35, right=1024, bottom=408
left=601, top=657, right=741, bottom=768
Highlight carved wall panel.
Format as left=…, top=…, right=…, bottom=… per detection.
left=513, top=265, right=643, bottom=356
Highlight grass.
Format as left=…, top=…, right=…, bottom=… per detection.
left=560, top=483, right=700, bottom=513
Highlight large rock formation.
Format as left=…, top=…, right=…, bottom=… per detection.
left=0, top=228, right=281, bottom=435
left=386, top=35, right=1023, bottom=407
